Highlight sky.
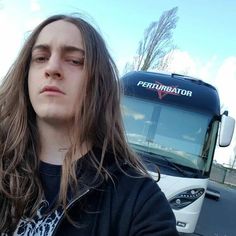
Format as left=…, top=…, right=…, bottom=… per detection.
left=0, top=0, right=236, bottom=165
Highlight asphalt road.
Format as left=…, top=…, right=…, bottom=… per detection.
left=188, top=180, right=236, bottom=236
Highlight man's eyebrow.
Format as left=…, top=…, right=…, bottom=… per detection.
left=61, top=45, right=85, bottom=56
left=32, top=44, right=50, bottom=52
left=32, top=44, right=85, bottom=56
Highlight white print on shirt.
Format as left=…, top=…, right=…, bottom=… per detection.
left=13, top=201, right=63, bottom=236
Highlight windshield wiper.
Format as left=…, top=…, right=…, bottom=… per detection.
left=136, top=149, right=199, bottom=178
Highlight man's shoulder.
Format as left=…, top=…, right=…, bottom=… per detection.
left=110, top=163, right=161, bottom=197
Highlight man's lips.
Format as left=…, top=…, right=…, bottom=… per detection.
left=40, top=86, right=65, bottom=94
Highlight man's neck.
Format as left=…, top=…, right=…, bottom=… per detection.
left=36, top=118, right=72, bottom=165
left=37, top=118, right=90, bottom=165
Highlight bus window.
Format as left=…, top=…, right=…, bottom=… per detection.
left=122, top=96, right=212, bottom=172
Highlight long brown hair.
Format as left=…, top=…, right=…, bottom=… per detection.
left=0, top=14, right=149, bottom=233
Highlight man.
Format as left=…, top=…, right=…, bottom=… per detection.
left=0, top=14, right=179, bottom=235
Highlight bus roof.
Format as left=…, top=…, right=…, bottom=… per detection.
left=121, top=71, right=221, bottom=116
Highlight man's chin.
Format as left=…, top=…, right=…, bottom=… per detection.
left=36, top=115, right=73, bottom=127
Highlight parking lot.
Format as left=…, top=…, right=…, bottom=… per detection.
left=189, top=181, right=236, bottom=236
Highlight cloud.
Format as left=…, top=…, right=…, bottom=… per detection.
left=164, top=49, right=198, bottom=75
left=213, top=57, right=236, bottom=165
left=215, top=57, right=236, bottom=116
left=0, top=12, right=23, bottom=80
left=159, top=50, right=236, bottom=117
left=0, top=7, right=42, bottom=81
left=30, top=0, right=41, bottom=12
left=154, top=49, right=219, bottom=82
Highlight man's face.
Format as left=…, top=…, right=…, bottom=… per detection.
left=28, top=20, right=87, bottom=125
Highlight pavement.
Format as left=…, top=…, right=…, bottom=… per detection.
left=190, top=181, right=236, bottom=236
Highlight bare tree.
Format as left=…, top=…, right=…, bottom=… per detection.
left=127, top=7, right=178, bottom=72
left=154, top=46, right=177, bottom=72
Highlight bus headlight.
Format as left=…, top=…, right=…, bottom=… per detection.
left=169, top=188, right=205, bottom=210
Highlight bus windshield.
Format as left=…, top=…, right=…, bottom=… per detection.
left=122, top=96, right=218, bottom=175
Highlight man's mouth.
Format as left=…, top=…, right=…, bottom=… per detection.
left=41, top=86, right=65, bottom=94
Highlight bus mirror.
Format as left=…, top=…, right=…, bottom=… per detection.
left=219, top=114, right=235, bottom=147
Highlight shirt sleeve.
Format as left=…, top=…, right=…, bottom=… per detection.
left=128, top=178, right=179, bottom=236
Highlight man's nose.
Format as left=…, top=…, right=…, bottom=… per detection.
left=44, top=55, right=62, bottom=79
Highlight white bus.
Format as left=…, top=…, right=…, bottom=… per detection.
left=120, top=71, right=235, bottom=234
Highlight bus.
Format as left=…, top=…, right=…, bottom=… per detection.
left=120, top=71, right=235, bottom=234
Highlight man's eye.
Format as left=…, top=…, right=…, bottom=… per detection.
left=67, top=58, right=84, bottom=66
left=33, top=56, right=48, bottom=63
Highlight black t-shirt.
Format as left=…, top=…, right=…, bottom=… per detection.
left=13, top=149, right=94, bottom=236
left=39, top=161, right=61, bottom=208
left=13, top=162, right=63, bottom=236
